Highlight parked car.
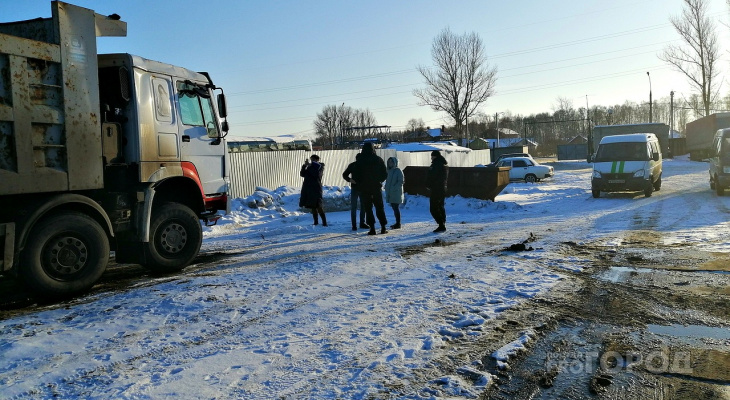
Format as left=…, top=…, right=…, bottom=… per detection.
left=495, top=153, right=534, bottom=162
left=496, top=157, right=554, bottom=183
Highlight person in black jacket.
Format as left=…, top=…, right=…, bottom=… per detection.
left=353, top=142, right=388, bottom=235
left=426, top=150, right=448, bottom=232
left=299, top=154, right=327, bottom=226
left=342, top=153, right=367, bottom=231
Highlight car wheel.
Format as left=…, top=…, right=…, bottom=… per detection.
left=525, top=174, right=537, bottom=183
left=592, top=189, right=600, bottom=198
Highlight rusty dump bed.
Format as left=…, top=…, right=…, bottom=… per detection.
left=0, top=1, right=126, bottom=196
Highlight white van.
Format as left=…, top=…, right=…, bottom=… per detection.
left=591, top=133, right=662, bottom=198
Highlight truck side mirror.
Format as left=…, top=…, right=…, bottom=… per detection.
left=221, top=120, right=229, bottom=133
left=653, top=152, right=660, bottom=162
left=217, top=94, right=227, bottom=118
left=587, top=154, right=593, bottom=163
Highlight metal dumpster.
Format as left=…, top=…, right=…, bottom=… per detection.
left=403, top=166, right=510, bottom=201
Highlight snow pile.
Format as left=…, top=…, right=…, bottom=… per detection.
left=492, top=330, right=537, bottom=370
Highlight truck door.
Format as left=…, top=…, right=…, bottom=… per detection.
left=175, top=80, right=226, bottom=195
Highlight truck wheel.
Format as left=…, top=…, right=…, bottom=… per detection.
left=20, top=212, right=109, bottom=296
left=592, top=189, right=600, bottom=198
left=143, top=202, right=202, bottom=272
left=653, top=177, right=662, bottom=191
left=525, top=174, right=537, bottom=183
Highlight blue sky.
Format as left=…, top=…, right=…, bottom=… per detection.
left=4, top=0, right=729, bottom=138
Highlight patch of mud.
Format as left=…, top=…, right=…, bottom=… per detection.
left=483, top=233, right=730, bottom=399
left=398, top=238, right=457, bottom=258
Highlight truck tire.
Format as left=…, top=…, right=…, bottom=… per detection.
left=20, top=212, right=109, bottom=296
left=592, top=189, right=600, bottom=198
left=653, top=177, right=662, bottom=191
left=143, top=202, right=202, bottom=272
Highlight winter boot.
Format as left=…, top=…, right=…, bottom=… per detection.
left=352, top=225, right=357, bottom=231
left=320, top=212, right=328, bottom=227
left=368, top=227, right=377, bottom=235
left=360, top=223, right=370, bottom=229
left=381, top=226, right=387, bottom=234
left=433, top=224, right=446, bottom=233
left=312, top=212, right=319, bottom=226
left=390, top=223, right=401, bottom=229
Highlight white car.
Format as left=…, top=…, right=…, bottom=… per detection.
left=496, top=157, right=554, bottom=183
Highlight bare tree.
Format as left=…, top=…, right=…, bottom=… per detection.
left=414, top=28, right=497, bottom=142
left=314, top=105, right=381, bottom=145
left=660, top=0, right=721, bottom=117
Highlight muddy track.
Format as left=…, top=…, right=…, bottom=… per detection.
left=481, top=237, right=730, bottom=399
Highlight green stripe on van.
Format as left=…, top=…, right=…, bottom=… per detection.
left=619, top=161, right=625, bottom=173
left=611, top=161, right=617, bottom=173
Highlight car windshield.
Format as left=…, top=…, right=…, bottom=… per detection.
left=594, top=142, right=648, bottom=162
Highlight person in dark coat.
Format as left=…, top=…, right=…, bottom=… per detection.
left=426, top=150, right=448, bottom=232
left=299, top=154, right=327, bottom=226
left=342, top=153, right=368, bottom=231
left=353, top=142, right=388, bottom=235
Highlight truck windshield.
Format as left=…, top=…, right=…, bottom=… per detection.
left=594, top=142, right=649, bottom=162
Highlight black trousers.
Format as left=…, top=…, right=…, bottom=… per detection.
left=429, top=191, right=446, bottom=225
left=361, top=191, right=387, bottom=228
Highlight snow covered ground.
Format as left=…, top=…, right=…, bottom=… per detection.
left=1, top=157, right=729, bottom=399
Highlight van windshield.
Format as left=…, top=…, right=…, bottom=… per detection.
left=594, top=142, right=649, bottom=162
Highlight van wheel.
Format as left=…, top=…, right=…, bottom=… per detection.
left=143, top=202, right=202, bottom=272
left=592, top=189, right=601, bottom=198
left=20, top=212, right=109, bottom=296
left=525, top=174, right=537, bottom=183
left=716, top=177, right=724, bottom=196
left=644, top=184, right=653, bottom=197
left=653, top=178, right=662, bottom=191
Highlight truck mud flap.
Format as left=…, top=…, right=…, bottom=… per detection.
left=0, top=222, right=15, bottom=272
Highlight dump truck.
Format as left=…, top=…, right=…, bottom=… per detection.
left=684, top=113, right=730, bottom=161
left=0, top=2, right=230, bottom=295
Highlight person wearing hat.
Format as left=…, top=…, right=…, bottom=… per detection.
left=426, top=150, right=448, bottom=232
left=353, top=142, right=388, bottom=235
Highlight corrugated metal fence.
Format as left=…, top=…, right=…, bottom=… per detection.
left=228, top=149, right=491, bottom=198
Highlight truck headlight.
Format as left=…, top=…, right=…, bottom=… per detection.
left=592, top=170, right=602, bottom=179
left=633, top=169, right=645, bottom=178
left=723, top=166, right=730, bottom=174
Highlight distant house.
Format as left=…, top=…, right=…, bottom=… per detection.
left=403, top=127, right=451, bottom=142
left=567, top=135, right=587, bottom=144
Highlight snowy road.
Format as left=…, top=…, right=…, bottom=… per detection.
left=1, top=158, right=729, bottom=399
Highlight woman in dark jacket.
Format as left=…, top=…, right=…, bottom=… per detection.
left=299, top=154, right=327, bottom=226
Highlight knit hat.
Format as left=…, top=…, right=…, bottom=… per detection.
left=431, top=150, right=441, bottom=157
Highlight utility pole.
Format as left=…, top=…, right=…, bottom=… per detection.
left=670, top=91, right=675, bottom=132
left=647, top=72, right=653, bottom=123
